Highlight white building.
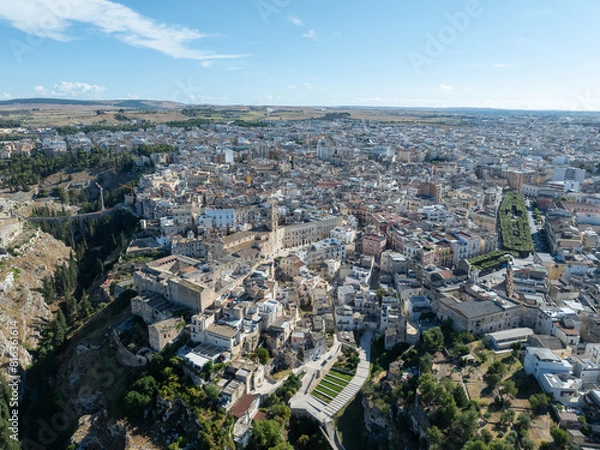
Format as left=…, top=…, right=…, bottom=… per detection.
left=306, top=238, right=346, bottom=268
left=569, top=355, right=600, bottom=384
left=330, top=226, right=356, bottom=244
left=524, top=347, right=572, bottom=380
left=538, top=373, right=581, bottom=401
left=484, top=327, right=534, bottom=352
left=553, top=167, right=585, bottom=183
left=535, top=307, right=581, bottom=346
left=202, top=208, right=236, bottom=229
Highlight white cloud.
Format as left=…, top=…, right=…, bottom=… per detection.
left=303, top=83, right=325, bottom=91
left=287, top=85, right=296, bottom=89
left=302, top=30, right=317, bottom=40
left=354, top=97, right=385, bottom=104
left=288, top=15, right=303, bottom=27
left=1, top=92, right=11, bottom=99
left=33, top=81, right=106, bottom=98
left=439, top=84, right=454, bottom=91
left=0, top=0, right=247, bottom=61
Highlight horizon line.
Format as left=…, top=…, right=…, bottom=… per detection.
left=1, top=97, right=600, bottom=115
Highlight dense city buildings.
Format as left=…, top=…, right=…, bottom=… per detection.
left=4, top=108, right=600, bottom=448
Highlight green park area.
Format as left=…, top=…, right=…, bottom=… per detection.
left=499, top=192, right=534, bottom=256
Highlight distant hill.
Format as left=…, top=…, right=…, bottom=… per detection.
left=0, top=98, right=185, bottom=110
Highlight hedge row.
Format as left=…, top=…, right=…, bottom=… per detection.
left=499, top=192, right=534, bottom=255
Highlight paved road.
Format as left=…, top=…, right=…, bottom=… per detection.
left=251, top=335, right=342, bottom=398
left=290, top=330, right=373, bottom=424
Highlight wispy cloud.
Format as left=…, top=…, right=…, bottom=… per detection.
left=304, top=83, right=325, bottom=91
left=302, top=30, right=317, bottom=40
left=1, top=92, right=11, bottom=100
left=0, top=0, right=247, bottom=62
left=33, top=81, right=106, bottom=98
left=439, top=84, right=454, bottom=91
left=354, top=97, right=385, bottom=104
left=288, top=15, right=303, bottom=27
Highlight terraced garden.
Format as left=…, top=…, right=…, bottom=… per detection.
left=468, top=250, right=518, bottom=272
left=310, top=368, right=354, bottom=404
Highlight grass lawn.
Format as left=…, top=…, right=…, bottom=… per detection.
left=310, top=364, right=353, bottom=404
left=324, top=374, right=349, bottom=385
left=321, top=379, right=345, bottom=393
left=330, top=368, right=354, bottom=381
left=315, top=385, right=338, bottom=398
left=335, top=393, right=368, bottom=450
left=311, top=390, right=332, bottom=404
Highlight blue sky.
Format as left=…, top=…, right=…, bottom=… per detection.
left=0, top=0, right=599, bottom=110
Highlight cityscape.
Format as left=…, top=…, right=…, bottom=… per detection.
left=1, top=2, right=600, bottom=450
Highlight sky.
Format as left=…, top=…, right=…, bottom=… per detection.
left=0, top=0, right=599, bottom=110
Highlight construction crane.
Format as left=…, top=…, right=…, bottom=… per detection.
left=120, top=183, right=136, bottom=207
left=95, top=182, right=105, bottom=211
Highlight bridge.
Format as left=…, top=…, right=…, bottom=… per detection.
left=25, top=204, right=131, bottom=234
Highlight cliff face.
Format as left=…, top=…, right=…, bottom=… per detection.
left=0, top=226, right=72, bottom=368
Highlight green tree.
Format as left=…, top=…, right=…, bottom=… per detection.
left=529, top=393, right=551, bottom=415
left=427, top=425, right=443, bottom=449
left=451, top=343, right=470, bottom=360
left=204, top=384, right=220, bottom=407
left=79, top=291, right=92, bottom=318
left=51, top=311, right=67, bottom=347
left=41, top=275, right=56, bottom=303
left=255, top=347, right=269, bottom=365
left=499, top=408, right=515, bottom=426
left=296, top=434, right=310, bottom=448
left=418, top=373, right=442, bottom=405
left=453, top=383, right=469, bottom=409
left=488, top=373, right=502, bottom=389
left=124, top=390, right=153, bottom=420
left=550, top=426, right=570, bottom=450
left=131, top=375, right=158, bottom=396
left=248, top=419, right=285, bottom=450
left=422, top=326, right=444, bottom=354
left=463, top=441, right=489, bottom=450
left=502, top=380, right=517, bottom=399
left=454, top=409, right=480, bottom=444
left=516, top=413, right=532, bottom=435
left=63, top=292, right=78, bottom=325
left=489, top=441, right=513, bottom=450
left=270, top=403, right=292, bottom=425
left=420, top=352, right=434, bottom=373
left=480, top=429, right=493, bottom=444
left=521, top=438, right=535, bottom=450
left=487, top=360, right=507, bottom=378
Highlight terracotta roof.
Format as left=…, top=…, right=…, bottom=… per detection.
left=253, top=411, right=267, bottom=422
left=230, top=394, right=257, bottom=419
